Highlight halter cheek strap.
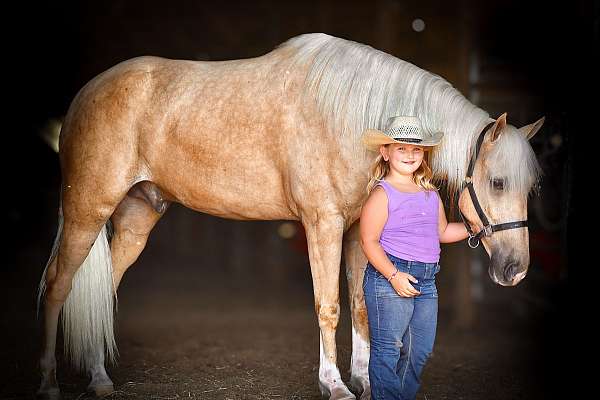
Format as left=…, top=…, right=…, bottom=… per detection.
left=459, top=122, right=528, bottom=249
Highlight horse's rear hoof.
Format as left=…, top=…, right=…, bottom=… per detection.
left=36, top=387, right=61, bottom=400
left=88, top=384, right=114, bottom=398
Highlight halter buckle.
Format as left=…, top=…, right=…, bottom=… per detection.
left=483, top=225, right=493, bottom=237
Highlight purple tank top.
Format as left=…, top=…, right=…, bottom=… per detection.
left=376, top=180, right=440, bottom=263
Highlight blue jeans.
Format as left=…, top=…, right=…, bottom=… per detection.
left=363, top=253, right=440, bottom=400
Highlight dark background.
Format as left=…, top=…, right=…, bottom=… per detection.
left=3, top=0, right=589, bottom=398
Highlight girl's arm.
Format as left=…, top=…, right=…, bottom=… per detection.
left=360, top=187, right=420, bottom=297
left=438, top=195, right=469, bottom=244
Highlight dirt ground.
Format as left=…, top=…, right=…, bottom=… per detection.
left=1, top=206, right=566, bottom=400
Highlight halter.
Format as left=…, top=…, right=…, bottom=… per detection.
left=459, top=122, right=529, bottom=249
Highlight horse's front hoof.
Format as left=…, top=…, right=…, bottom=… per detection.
left=36, top=387, right=61, bottom=400
left=320, top=381, right=357, bottom=400
left=87, top=384, right=114, bottom=398
left=330, top=385, right=357, bottom=400
left=358, top=387, right=371, bottom=400
left=348, top=376, right=370, bottom=400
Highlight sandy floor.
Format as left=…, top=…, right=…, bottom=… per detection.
left=1, top=206, right=566, bottom=399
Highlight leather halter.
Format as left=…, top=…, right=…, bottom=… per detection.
left=459, top=122, right=529, bottom=248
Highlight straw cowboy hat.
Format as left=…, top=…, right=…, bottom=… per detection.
left=362, top=116, right=444, bottom=151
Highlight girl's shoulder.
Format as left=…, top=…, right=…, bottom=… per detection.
left=425, top=188, right=441, bottom=201
left=369, top=183, right=387, bottom=198
left=365, top=184, right=388, bottom=205
left=361, top=184, right=389, bottom=219
left=371, top=181, right=391, bottom=199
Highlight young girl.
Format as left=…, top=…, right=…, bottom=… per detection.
left=360, top=116, right=469, bottom=400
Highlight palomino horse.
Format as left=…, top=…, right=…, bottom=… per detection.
left=37, top=33, right=543, bottom=399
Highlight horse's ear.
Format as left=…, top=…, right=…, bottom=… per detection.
left=490, top=112, right=508, bottom=142
left=519, top=116, right=545, bottom=141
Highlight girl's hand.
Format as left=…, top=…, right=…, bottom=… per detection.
left=390, top=272, right=420, bottom=297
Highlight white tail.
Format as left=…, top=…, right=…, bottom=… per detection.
left=38, top=218, right=118, bottom=372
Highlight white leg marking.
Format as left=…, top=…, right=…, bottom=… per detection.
left=38, top=355, right=60, bottom=398
left=319, top=333, right=356, bottom=399
left=86, top=350, right=114, bottom=396
left=349, top=325, right=370, bottom=396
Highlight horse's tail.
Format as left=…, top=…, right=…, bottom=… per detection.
left=40, top=118, right=61, bottom=153
left=37, top=202, right=118, bottom=372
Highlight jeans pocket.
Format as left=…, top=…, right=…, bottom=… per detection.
left=417, top=279, right=438, bottom=298
left=374, top=275, right=398, bottom=298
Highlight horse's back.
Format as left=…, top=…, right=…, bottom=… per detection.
left=60, top=44, right=300, bottom=149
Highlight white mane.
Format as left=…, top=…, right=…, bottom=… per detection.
left=282, top=33, right=509, bottom=195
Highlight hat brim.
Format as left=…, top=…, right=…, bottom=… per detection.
left=361, top=129, right=443, bottom=152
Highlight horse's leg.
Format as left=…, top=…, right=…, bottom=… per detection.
left=303, top=213, right=355, bottom=400
left=85, top=186, right=168, bottom=395
left=343, top=221, right=370, bottom=399
left=85, top=351, right=111, bottom=397
left=38, top=256, right=60, bottom=400
left=38, top=201, right=117, bottom=399
left=111, top=183, right=169, bottom=290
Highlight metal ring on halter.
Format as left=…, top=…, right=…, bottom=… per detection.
left=468, top=235, right=480, bottom=248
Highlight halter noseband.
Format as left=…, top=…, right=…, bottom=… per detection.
left=459, top=122, right=529, bottom=249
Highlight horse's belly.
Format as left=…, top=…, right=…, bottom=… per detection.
left=177, top=189, right=296, bottom=221
left=155, top=164, right=296, bottom=221
left=182, top=189, right=295, bottom=220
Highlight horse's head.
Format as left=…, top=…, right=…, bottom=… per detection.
left=458, top=113, right=544, bottom=286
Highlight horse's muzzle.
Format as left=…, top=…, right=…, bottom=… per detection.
left=489, top=254, right=528, bottom=286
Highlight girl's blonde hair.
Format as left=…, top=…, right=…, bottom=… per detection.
left=366, top=146, right=438, bottom=193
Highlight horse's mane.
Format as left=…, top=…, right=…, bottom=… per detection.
left=281, top=33, right=499, bottom=195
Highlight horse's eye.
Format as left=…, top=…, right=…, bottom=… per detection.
left=491, top=178, right=505, bottom=191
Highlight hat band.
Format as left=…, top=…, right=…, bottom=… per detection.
left=392, top=137, right=422, bottom=143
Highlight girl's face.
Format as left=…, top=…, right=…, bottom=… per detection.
left=380, top=143, right=425, bottom=175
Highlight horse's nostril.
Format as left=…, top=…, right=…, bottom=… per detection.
left=503, top=263, right=518, bottom=282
